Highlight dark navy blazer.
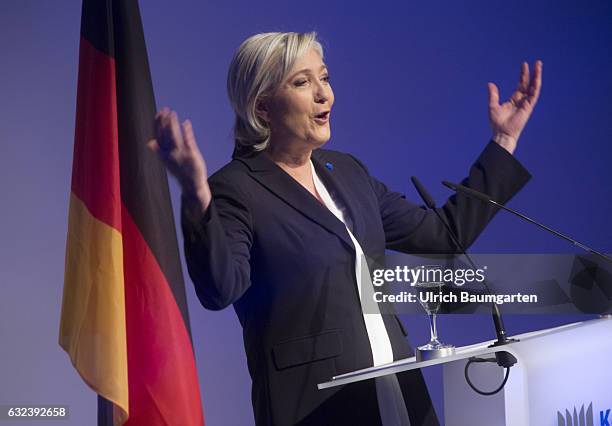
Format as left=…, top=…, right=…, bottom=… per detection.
left=181, top=142, right=531, bottom=426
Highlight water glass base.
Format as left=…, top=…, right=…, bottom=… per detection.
left=416, top=344, right=456, bottom=362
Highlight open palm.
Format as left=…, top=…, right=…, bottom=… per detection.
left=148, top=108, right=209, bottom=195
left=488, top=60, right=543, bottom=142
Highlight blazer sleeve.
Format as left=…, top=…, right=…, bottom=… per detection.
left=350, top=141, right=531, bottom=253
left=180, top=172, right=253, bottom=310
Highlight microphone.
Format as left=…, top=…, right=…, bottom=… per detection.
left=442, top=181, right=612, bottom=264
left=410, top=176, right=518, bottom=368
left=411, top=176, right=437, bottom=209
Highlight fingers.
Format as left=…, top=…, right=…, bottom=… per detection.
left=487, top=82, right=500, bottom=109
left=507, top=60, right=542, bottom=110
left=517, top=61, right=529, bottom=93
left=153, top=107, right=188, bottom=156
left=155, top=107, right=173, bottom=153
left=527, top=60, right=543, bottom=106
left=168, top=110, right=185, bottom=151
left=148, top=109, right=168, bottom=156
left=182, top=119, right=197, bottom=150
left=152, top=108, right=200, bottom=164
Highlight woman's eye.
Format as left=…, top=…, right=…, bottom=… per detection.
left=294, top=79, right=308, bottom=87
left=321, top=75, right=330, bottom=83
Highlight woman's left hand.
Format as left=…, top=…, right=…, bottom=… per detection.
left=488, top=60, right=543, bottom=154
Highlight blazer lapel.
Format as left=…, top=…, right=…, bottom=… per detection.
left=311, top=151, right=365, bottom=244
left=235, top=151, right=355, bottom=251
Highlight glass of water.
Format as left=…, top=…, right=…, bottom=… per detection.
left=414, top=265, right=455, bottom=360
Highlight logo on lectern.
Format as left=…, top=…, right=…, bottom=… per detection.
left=556, top=402, right=611, bottom=426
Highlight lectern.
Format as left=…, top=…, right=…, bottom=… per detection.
left=318, top=317, right=612, bottom=425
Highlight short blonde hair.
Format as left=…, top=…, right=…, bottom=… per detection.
left=227, top=32, right=324, bottom=153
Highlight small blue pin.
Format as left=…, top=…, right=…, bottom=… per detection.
left=325, top=162, right=334, bottom=170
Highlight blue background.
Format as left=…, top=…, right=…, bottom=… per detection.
left=0, top=0, right=610, bottom=424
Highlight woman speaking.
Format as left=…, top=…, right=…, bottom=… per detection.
left=148, top=32, right=541, bottom=426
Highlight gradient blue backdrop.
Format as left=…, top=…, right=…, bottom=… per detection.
left=0, top=0, right=610, bottom=424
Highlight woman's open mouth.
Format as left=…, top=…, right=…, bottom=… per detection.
left=313, top=111, right=330, bottom=124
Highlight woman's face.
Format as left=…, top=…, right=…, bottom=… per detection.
left=261, top=47, right=334, bottom=151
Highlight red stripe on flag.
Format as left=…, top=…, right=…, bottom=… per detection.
left=121, top=204, right=204, bottom=426
left=71, top=37, right=121, bottom=232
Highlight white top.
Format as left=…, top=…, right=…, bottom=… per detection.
left=310, top=161, right=395, bottom=366
left=311, top=161, right=412, bottom=425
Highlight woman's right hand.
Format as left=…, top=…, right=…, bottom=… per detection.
left=148, top=108, right=212, bottom=214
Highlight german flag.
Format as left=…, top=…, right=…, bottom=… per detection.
left=59, top=1, right=204, bottom=425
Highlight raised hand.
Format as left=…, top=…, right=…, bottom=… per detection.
left=488, top=60, right=543, bottom=154
left=148, top=108, right=211, bottom=213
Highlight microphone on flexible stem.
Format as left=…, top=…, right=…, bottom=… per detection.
left=442, top=181, right=612, bottom=264
left=411, top=176, right=517, bottom=368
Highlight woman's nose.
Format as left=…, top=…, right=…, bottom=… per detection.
left=314, top=82, right=329, bottom=104
left=315, top=87, right=329, bottom=104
